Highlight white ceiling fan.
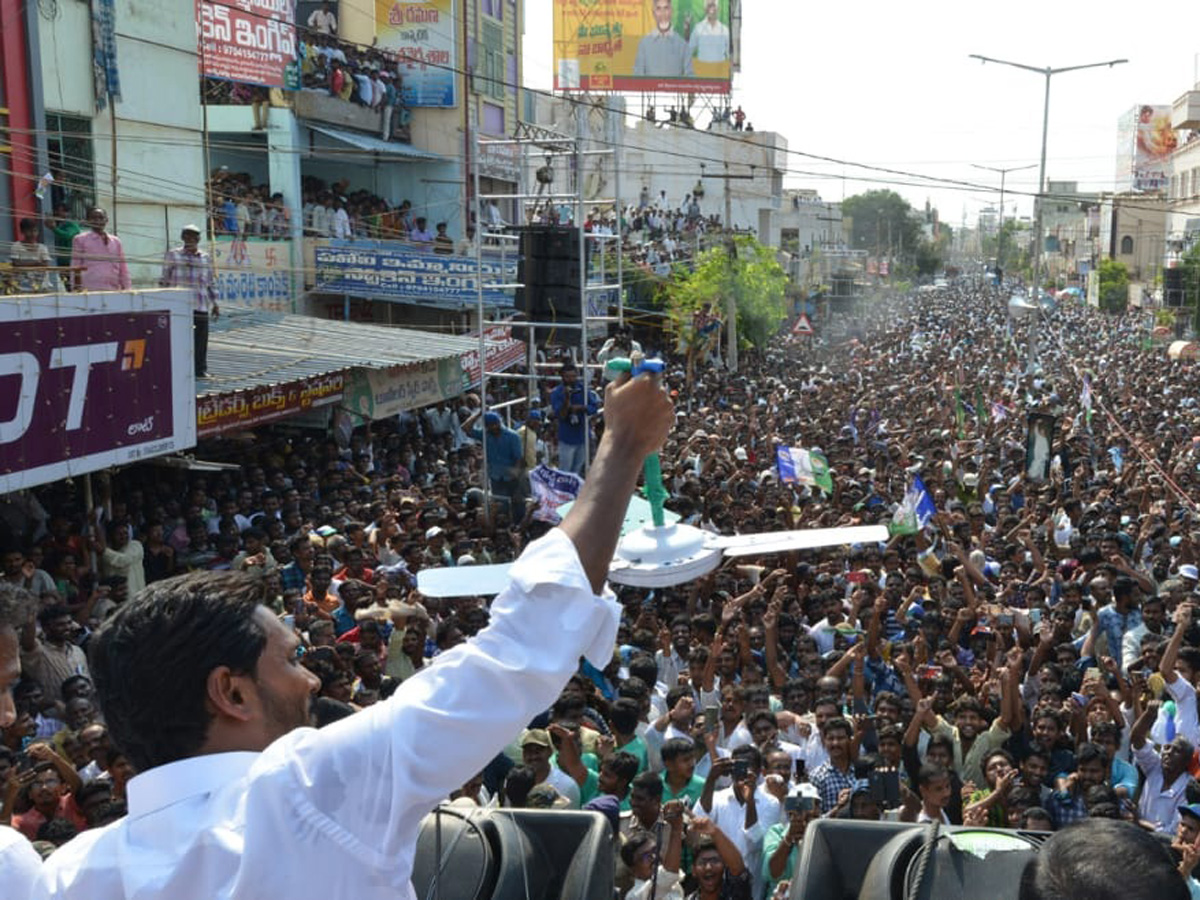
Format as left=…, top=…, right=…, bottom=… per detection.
left=417, top=359, right=888, bottom=597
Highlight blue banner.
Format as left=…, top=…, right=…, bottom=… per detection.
left=314, top=241, right=516, bottom=308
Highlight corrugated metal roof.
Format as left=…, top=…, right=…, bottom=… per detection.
left=198, top=308, right=479, bottom=397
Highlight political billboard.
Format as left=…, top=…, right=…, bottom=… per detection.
left=197, top=0, right=299, bottom=89
left=1115, top=104, right=1178, bottom=193
left=0, top=291, right=197, bottom=493
left=375, top=0, right=457, bottom=107
left=313, top=241, right=516, bottom=308
left=553, top=0, right=732, bottom=93
left=212, top=238, right=293, bottom=312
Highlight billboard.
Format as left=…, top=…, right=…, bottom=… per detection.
left=0, top=292, right=197, bottom=493
left=375, top=0, right=457, bottom=107
left=1115, top=104, right=1177, bottom=193
left=553, top=0, right=732, bottom=93
left=197, top=372, right=343, bottom=437
left=313, top=242, right=516, bottom=308
left=197, top=0, right=299, bottom=89
left=212, top=238, right=293, bottom=312
left=461, top=326, right=526, bottom=388
left=343, top=358, right=464, bottom=422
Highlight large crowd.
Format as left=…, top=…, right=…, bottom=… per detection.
left=8, top=282, right=1200, bottom=898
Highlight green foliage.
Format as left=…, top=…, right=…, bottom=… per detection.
left=1097, top=258, right=1130, bottom=313
left=841, top=191, right=922, bottom=258
left=666, top=235, right=788, bottom=349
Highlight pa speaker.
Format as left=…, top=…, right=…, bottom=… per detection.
left=790, top=819, right=1046, bottom=900
left=1165, top=267, right=1185, bottom=308
left=516, top=227, right=582, bottom=327
left=411, top=805, right=613, bottom=900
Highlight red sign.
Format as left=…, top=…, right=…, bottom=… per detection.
left=792, top=313, right=814, bottom=336
left=0, top=292, right=197, bottom=493
left=197, top=372, right=344, bottom=437
left=197, top=0, right=297, bottom=89
left=461, top=326, right=527, bottom=389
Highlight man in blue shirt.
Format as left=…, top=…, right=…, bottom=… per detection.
left=549, top=362, right=600, bottom=476
left=467, top=409, right=526, bottom=518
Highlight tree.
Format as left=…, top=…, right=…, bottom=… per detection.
left=1097, top=258, right=1129, bottom=313
left=666, top=234, right=788, bottom=353
left=841, top=191, right=922, bottom=261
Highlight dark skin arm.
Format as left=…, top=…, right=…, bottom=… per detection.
left=559, top=371, right=674, bottom=594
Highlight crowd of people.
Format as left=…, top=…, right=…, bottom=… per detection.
left=7, top=281, right=1200, bottom=898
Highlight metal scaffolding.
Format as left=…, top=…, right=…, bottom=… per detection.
left=471, top=99, right=625, bottom=519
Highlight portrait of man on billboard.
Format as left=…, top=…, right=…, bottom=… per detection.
left=688, top=0, right=729, bottom=63
left=633, top=0, right=692, bottom=78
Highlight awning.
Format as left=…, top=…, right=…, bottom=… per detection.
left=198, top=307, right=478, bottom=397
left=309, top=125, right=446, bottom=162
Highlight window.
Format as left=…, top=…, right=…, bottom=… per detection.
left=45, top=113, right=95, bottom=219
left=1120, top=235, right=1134, bottom=255
left=482, top=0, right=503, bottom=20
left=482, top=101, right=504, bottom=136
left=1194, top=168, right=1200, bottom=197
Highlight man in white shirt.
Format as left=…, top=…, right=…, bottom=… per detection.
left=693, top=745, right=779, bottom=900
left=32, top=370, right=674, bottom=899
left=306, top=1, right=336, bottom=35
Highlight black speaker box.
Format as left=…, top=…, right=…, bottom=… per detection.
left=516, top=227, right=583, bottom=325
left=1165, top=267, right=1185, bottom=308
left=790, top=818, right=1047, bottom=900
left=411, top=806, right=613, bottom=900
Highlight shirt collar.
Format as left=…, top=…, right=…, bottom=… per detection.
left=127, top=751, right=258, bottom=820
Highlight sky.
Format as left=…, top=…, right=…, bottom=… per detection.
left=522, top=0, right=1200, bottom=229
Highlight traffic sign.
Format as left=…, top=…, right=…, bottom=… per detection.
left=792, top=313, right=814, bottom=336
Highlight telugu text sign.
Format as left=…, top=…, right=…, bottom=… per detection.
left=314, top=242, right=516, bottom=308
left=343, top=357, right=464, bottom=421
left=197, top=0, right=298, bottom=89
left=461, top=326, right=526, bottom=389
left=0, top=292, right=197, bottom=493
left=197, top=372, right=343, bottom=437
left=375, top=0, right=457, bottom=107
left=212, top=239, right=292, bottom=312
left=553, top=0, right=732, bottom=93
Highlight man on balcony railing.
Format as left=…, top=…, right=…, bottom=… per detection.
left=9, top=218, right=54, bottom=293
left=160, top=224, right=218, bottom=379
left=70, top=207, right=130, bottom=292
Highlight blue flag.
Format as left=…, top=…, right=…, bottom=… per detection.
left=912, top=474, right=937, bottom=529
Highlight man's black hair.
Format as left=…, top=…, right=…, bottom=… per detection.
left=630, top=770, right=661, bottom=798
left=88, top=571, right=270, bottom=772
left=609, top=697, right=641, bottom=735
left=1018, top=818, right=1188, bottom=900
left=602, top=750, right=640, bottom=791
left=660, top=737, right=695, bottom=764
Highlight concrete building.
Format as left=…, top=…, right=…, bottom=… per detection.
left=777, top=189, right=844, bottom=286
left=0, top=0, right=525, bottom=328
left=1098, top=192, right=1168, bottom=282
left=1040, top=180, right=1100, bottom=284
left=1167, top=82, right=1200, bottom=250
left=525, top=94, right=788, bottom=246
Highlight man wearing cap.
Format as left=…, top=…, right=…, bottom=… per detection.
left=1174, top=803, right=1200, bottom=895
left=520, top=727, right=582, bottom=807
left=465, top=403, right=526, bottom=518
left=161, top=224, right=218, bottom=378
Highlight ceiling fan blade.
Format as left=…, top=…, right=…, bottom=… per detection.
left=416, top=563, right=513, bottom=598
left=716, top=524, right=890, bottom=558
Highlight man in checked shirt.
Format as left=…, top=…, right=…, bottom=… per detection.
left=160, top=224, right=219, bottom=378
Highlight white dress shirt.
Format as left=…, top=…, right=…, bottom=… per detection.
left=34, top=529, right=620, bottom=900
left=1151, top=675, right=1199, bottom=747
left=694, top=783, right=780, bottom=900
left=1133, top=742, right=1191, bottom=834
left=0, top=825, right=42, bottom=898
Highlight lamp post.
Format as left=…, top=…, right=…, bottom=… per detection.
left=971, top=162, right=1036, bottom=280
left=970, top=54, right=1127, bottom=373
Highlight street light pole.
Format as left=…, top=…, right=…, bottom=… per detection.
left=969, top=54, right=1127, bottom=372
left=971, top=162, right=1037, bottom=277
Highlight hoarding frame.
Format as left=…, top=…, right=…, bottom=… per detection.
left=0, top=291, right=197, bottom=493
